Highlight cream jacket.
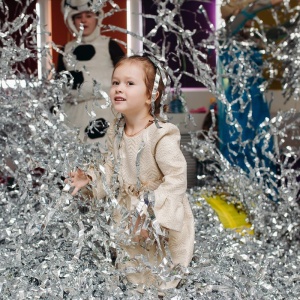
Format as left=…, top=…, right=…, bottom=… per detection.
left=88, top=119, right=195, bottom=291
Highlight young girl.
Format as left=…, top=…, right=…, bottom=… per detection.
left=66, top=55, right=195, bottom=293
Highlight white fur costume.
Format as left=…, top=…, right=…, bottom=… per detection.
left=58, top=0, right=124, bottom=147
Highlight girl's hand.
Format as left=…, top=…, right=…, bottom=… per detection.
left=133, top=229, right=149, bottom=243
left=140, top=228, right=149, bottom=239
left=65, top=168, right=91, bottom=196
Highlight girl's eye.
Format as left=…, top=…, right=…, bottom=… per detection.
left=112, top=81, right=119, bottom=85
left=127, top=82, right=134, bottom=85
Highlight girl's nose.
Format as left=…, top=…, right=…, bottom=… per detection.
left=116, top=85, right=124, bottom=94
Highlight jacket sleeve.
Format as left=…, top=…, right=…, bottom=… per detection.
left=152, top=125, right=188, bottom=232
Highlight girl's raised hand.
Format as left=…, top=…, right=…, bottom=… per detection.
left=65, top=168, right=91, bottom=196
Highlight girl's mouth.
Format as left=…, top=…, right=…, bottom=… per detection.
left=114, top=97, right=125, bottom=102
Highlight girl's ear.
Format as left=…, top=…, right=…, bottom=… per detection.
left=146, top=91, right=159, bottom=105
left=155, top=91, right=160, bottom=100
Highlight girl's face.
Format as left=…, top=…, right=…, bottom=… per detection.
left=110, top=61, right=152, bottom=117
left=73, top=11, right=98, bottom=36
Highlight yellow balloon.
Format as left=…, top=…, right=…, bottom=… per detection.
left=202, top=194, right=254, bottom=235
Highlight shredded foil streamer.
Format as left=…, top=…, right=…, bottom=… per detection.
left=0, top=0, right=299, bottom=299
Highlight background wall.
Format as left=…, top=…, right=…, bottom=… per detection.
left=141, top=0, right=216, bottom=88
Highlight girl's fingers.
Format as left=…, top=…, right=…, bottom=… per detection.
left=64, top=176, right=74, bottom=184
left=71, top=187, right=79, bottom=196
left=62, top=169, right=89, bottom=196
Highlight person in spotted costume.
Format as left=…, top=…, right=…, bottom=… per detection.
left=57, top=0, right=125, bottom=147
